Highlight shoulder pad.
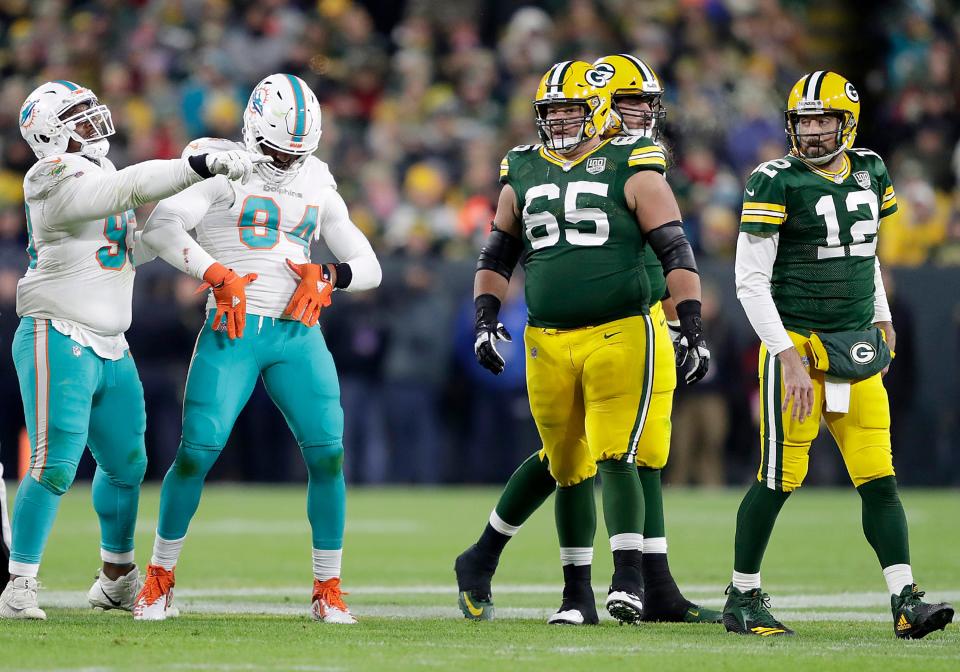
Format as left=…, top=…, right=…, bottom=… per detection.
left=304, top=156, right=337, bottom=189
left=618, top=136, right=666, bottom=173
left=181, top=137, right=243, bottom=159
left=508, top=144, right=540, bottom=154
left=24, top=153, right=91, bottom=200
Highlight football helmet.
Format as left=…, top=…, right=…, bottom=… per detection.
left=594, top=54, right=665, bottom=140
left=785, top=71, right=860, bottom=165
left=242, top=73, right=321, bottom=185
left=533, top=60, right=608, bottom=153
left=19, top=80, right=114, bottom=160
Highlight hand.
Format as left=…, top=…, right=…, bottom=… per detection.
left=474, top=294, right=511, bottom=375
left=283, top=259, right=333, bottom=327
left=777, top=346, right=814, bottom=422
left=674, top=300, right=710, bottom=384
left=874, top=320, right=895, bottom=377
left=205, top=150, right=273, bottom=184
left=196, top=262, right=257, bottom=340
left=666, top=319, right=681, bottom=344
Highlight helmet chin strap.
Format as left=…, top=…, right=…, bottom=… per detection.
left=79, top=138, right=110, bottom=160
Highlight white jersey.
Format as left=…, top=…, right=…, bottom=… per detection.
left=143, top=138, right=381, bottom=319
left=16, top=153, right=203, bottom=359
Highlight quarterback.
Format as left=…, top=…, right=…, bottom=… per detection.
left=0, top=79, right=264, bottom=620
left=456, top=54, right=718, bottom=624
left=132, top=74, right=381, bottom=624
left=723, top=70, right=954, bottom=638
left=470, top=60, right=708, bottom=625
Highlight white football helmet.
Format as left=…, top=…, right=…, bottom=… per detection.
left=19, top=80, right=115, bottom=160
left=242, top=74, right=321, bottom=185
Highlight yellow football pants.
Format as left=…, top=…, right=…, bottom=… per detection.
left=635, top=301, right=676, bottom=470
left=528, top=314, right=655, bottom=487
left=757, top=331, right=894, bottom=492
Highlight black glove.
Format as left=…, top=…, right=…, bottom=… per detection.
left=674, top=299, right=710, bottom=384
left=474, top=294, right=512, bottom=375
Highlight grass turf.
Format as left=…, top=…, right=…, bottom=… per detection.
left=1, top=485, right=957, bottom=671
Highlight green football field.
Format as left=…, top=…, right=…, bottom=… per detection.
left=1, top=485, right=957, bottom=671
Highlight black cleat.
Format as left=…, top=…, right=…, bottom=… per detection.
left=722, top=584, right=794, bottom=637
left=605, top=587, right=644, bottom=624
left=548, top=582, right=599, bottom=625
left=892, top=584, right=954, bottom=639
left=455, top=544, right=497, bottom=621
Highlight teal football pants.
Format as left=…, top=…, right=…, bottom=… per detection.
left=10, top=317, right=146, bottom=569
left=157, top=313, right=345, bottom=550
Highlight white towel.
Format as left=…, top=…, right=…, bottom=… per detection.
left=824, top=376, right=851, bottom=413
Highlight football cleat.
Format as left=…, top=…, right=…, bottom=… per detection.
left=132, top=564, right=178, bottom=621
left=547, top=582, right=599, bottom=626
left=641, top=596, right=723, bottom=623
left=680, top=603, right=723, bottom=624
left=891, top=584, right=954, bottom=639
left=455, top=544, right=498, bottom=621
left=311, top=577, right=357, bottom=624
left=605, top=588, right=644, bottom=625
left=0, top=577, right=46, bottom=620
left=722, top=584, right=794, bottom=636
left=88, top=565, right=141, bottom=612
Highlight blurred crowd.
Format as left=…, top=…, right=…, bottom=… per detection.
left=0, top=0, right=958, bottom=485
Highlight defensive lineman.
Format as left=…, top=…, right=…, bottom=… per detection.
left=723, top=71, right=954, bottom=638
left=0, top=79, right=265, bottom=620
left=133, top=74, right=380, bottom=623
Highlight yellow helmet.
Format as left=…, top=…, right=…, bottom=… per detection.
left=533, top=60, right=608, bottom=152
left=785, top=70, right=860, bottom=165
left=593, top=54, right=665, bottom=140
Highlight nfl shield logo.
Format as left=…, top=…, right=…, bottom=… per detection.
left=854, top=171, right=871, bottom=189
left=586, top=157, right=606, bottom=175
left=72, top=345, right=81, bottom=357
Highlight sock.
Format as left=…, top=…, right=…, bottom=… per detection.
left=732, top=570, right=762, bottom=592
left=637, top=467, right=665, bottom=538
left=857, top=475, right=910, bottom=568
left=92, top=466, right=140, bottom=562
left=9, top=475, right=61, bottom=571
left=151, top=535, right=185, bottom=570
left=493, top=451, right=556, bottom=529
left=555, top=477, right=596, bottom=550
left=302, top=442, right=346, bottom=550
left=597, top=459, right=644, bottom=537
left=560, top=562, right=593, bottom=602
left=882, top=563, right=914, bottom=596
left=100, top=549, right=135, bottom=565
left=156, top=443, right=221, bottom=541
left=733, top=480, right=791, bottom=574
left=559, top=547, right=594, bottom=566
left=611, top=549, right=643, bottom=592
left=313, top=548, right=343, bottom=582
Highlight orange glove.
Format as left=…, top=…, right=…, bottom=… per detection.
left=196, top=262, right=257, bottom=340
left=283, top=259, right=333, bottom=327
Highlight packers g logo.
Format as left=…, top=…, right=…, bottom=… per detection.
left=586, top=65, right=614, bottom=87
left=850, top=341, right=876, bottom=364
left=844, top=81, right=859, bottom=103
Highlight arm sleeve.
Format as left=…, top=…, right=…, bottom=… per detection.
left=318, top=190, right=381, bottom=291
left=140, top=178, right=231, bottom=279
left=42, top=157, right=204, bottom=230
left=873, top=257, right=892, bottom=323
left=735, top=231, right=794, bottom=356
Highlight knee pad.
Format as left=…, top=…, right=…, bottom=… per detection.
left=302, top=442, right=344, bottom=480
left=171, top=443, right=221, bottom=480
left=36, top=465, right=76, bottom=496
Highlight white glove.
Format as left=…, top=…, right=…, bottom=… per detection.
left=205, top=150, right=273, bottom=185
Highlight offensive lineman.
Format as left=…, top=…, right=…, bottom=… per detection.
left=132, top=74, right=381, bottom=624
left=0, top=79, right=266, bottom=620
left=723, top=71, right=954, bottom=638
left=455, top=54, right=719, bottom=624
left=470, top=60, right=709, bottom=625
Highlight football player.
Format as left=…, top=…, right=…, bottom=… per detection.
left=0, top=80, right=264, bottom=620
left=1, top=461, right=9, bottom=587
left=469, top=60, right=708, bottom=625
left=723, top=71, right=954, bottom=638
left=132, top=74, right=381, bottom=624
left=455, top=54, right=719, bottom=624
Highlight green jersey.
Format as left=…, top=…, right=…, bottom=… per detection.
left=500, top=136, right=667, bottom=329
left=739, top=148, right=897, bottom=333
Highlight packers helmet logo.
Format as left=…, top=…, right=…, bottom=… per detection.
left=844, top=81, right=859, bottom=102
left=850, top=342, right=876, bottom=364
left=585, top=67, right=612, bottom=88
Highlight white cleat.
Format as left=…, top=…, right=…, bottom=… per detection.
left=0, top=577, right=47, bottom=620
left=88, top=565, right=142, bottom=612
left=311, top=578, right=357, bottom=624
left=547, top=608, right=589, bottom=625
left=605, top=589, right=644, bottom=624
left=132, top=564, right=179, bottom=621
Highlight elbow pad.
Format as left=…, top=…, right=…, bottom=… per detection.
left=647, top=220, right=698, bottom=275
left=476, top=227, right=523, bottom=280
